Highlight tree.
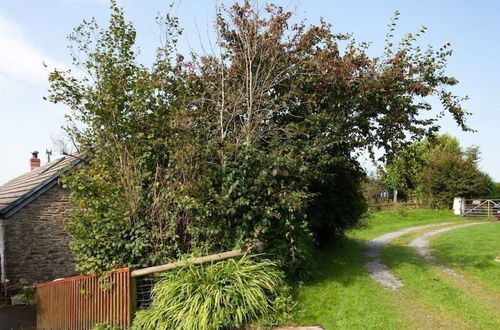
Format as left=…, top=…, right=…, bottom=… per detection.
left=418, top=136, right=493, bottom=208
left=382, top=140, right=431, bottom=200
left=487, top=182, right=500, bottom=199
left=48, top=1, right=469, bottom=274
left=382, top=135, right=493, bottom=208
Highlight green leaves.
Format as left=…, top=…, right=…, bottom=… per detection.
left=52, top=1, right=468, bottom=280
left=381, top=134, right=493, bottom=207
left=131, top=256, right=292, bottom=330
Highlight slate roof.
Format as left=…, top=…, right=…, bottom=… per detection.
left=0, top=155, right=84, bottom=219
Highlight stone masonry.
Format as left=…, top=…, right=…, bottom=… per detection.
left=4, top=184, right=76, bottom=291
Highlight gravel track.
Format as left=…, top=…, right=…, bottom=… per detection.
left=408, top=222, right=483, bottom=261
left=363, top=223, right=454, bottom=290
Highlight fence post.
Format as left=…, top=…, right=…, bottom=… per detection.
left=130, top=276, right=137, bottom=323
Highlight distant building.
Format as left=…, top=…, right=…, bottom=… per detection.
left=0, top=152, right=82, bottom=293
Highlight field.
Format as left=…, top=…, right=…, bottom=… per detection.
left=292, top=210, right=500, bottom=329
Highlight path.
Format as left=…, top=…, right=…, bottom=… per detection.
left=406, top=221, right=500, bottom=315
left=408, top=222, right=483, bottom=261
left=363, top=222, right=453, bottom=290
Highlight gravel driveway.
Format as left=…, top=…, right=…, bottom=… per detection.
left=363, top=223, right=453, bottom=290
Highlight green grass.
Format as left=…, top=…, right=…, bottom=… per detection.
left=293, top=239, right=408, bottom=329
left=431, top=222, right=500, bottom=291
left=292, top=209, right=500, bottom=329
left=382, top=245, right=500, bottom=329
left=133, top=257, right=289, bottom=330
left=350, top=209, right=463, bottom=240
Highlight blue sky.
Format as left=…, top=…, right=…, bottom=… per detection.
left=0, top=0, right=499, bottom=184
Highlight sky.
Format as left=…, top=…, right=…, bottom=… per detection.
left=0, top=0, right=499, bottom=184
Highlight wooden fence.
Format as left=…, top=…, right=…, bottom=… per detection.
left=36, top=247, right=251, bottom=329
left=369, top=202, right=429, bottom=211
left=36, top=268, right=132, bottom=330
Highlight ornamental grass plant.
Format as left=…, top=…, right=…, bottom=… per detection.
left=132, top=256, right=292, bottom=330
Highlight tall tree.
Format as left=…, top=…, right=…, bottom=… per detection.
left=418, top=136, right=493, bottom=207
left=382, top=135, right=493, bottom=207
left=48, top=1, right=469, bottom=274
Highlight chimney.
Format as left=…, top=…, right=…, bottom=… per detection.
left=30, top=151, right=40, bottom=170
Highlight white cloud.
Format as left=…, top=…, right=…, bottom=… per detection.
left=0, top=14, right=66, bottom=86
left=0, top=14, right=72, bottom=184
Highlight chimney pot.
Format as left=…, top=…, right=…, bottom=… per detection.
left=30, top=150, right=40, bottom=170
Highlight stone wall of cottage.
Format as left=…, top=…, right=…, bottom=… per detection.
left=4, top=184, right=76, bottom=291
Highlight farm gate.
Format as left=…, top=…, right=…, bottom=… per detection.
left=456, top=198, right=500, bottom=218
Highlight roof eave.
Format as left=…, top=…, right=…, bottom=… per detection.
left=0, top=155, right=86, bottom=219
left=0, top=174, right=59, bottom=219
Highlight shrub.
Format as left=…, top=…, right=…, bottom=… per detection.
left=487, top=182, right=500, bottom=199
left=11, top=286, right=36, bottom=305
left=383, top=135, right=493, bottom=208
left=132, top=256, right=292, bottom=330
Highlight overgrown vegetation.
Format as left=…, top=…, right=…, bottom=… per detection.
left=380, top=134, right=492, bottom=207
left=11, top=286, right=36, bottom=305
left=132, top=256, right=292, bottom=330
left=49, top=1, right=468, bottom=275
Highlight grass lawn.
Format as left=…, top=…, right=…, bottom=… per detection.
left=431, top=222, right=500, bottom=291
left=292, top=239, right=407, bottom=329
left=292, top=209, right=500, bottom=329
left=349, top=209, right=463, bottom=240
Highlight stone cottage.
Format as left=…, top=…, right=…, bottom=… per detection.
left=0, top=152, right=83, bottom=293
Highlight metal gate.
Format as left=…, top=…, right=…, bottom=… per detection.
left=36, top=268, right=132, bottom=330
left=463, top=199, right=500, bottom=218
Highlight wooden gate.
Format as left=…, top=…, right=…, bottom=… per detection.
left=36, top=268, right=132, bottom=330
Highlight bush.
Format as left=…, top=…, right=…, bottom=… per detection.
left=382, top=135, right=493, bottom=208
left=487, top=182, right=500, bottom=199
left=11, top=286, right=36, bottom=305
left=131, top=256, right=292, bottom=330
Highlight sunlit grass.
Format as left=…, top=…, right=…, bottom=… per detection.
left=350, top=209, right=464, bottom=240
left=295, top=210, right=500, bottom=329
left=431, top=222, right=500, bottom=291
left=292, top=239, right=409, bottom=329
left=382, top=245, right=500, bottom=329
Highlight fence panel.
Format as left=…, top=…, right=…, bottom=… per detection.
left=369, top=202, right=429, bottom=211
left=463, top=199, right=500, bottom=218
left=36, top=268, right=132, bottom=330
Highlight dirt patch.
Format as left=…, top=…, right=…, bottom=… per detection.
left=363, top=261, right=403, bottom=290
